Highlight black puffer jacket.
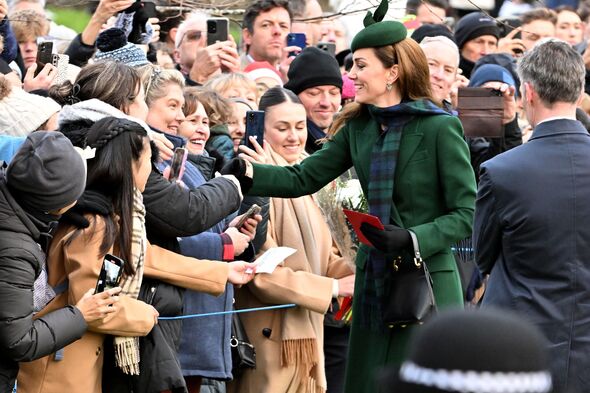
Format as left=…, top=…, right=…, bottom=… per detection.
left=0, top=171, right=86, bottom=392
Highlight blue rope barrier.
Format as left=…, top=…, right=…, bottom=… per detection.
left=158, top=303, right=297, bottom=320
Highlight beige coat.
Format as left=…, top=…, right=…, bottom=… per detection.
left=17, top=215, right=230, bottom=393
left=229, top=183, right=353, bottom=393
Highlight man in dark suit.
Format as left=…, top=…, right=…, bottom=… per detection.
left=474, top=39, right=590, bottom=393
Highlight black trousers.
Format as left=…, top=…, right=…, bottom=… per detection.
left=323, top=324, right=350, bottom=393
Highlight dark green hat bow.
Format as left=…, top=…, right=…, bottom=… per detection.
left=350, top=0, right=407, bottom=52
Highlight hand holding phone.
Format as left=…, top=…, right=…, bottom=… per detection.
left=95, top=254, right=125, bottom=294
left=35, top=41, right=58, bottom=78
left=241, top=110, right=265, bottom=150
left=234, top=204, right=262, bottom=229
left=169, top=147, right=188, bottom=182
left=207, top=18, right=229, bottom=46
left=286, top=33, right=306, bottom=57
left=317, top=42, right=336, bottom=56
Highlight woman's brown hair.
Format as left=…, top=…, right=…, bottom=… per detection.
left=49, top=61, right=142, bottom=113
left=329, top=38, right=435, bottom=136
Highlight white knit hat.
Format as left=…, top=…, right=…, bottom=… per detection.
left=0, top=80, right=61, bottom=136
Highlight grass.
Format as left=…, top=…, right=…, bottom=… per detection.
left=46, top=6, right=91, bottom=34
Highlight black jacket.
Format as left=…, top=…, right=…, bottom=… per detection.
left=102, top=158, right=242, bottom=393
left=0, top=171, right=86, bottom=392
left=64, top=34, right=96, bottom=67
left=468, top=116, right=522, bottom=181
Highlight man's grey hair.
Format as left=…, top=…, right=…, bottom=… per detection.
left=518, top=39, right=585, bottom=105
left=174, top=11, right=209, bottom=48
left=420, top=36, right=460, bottom=68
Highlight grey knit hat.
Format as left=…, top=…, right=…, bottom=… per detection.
left=7, top=131, right=86, bottom=212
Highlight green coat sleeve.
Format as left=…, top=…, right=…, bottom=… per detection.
left=409, top=116, right=476, bottom=259
left=248, top=124, right=354, bottom=197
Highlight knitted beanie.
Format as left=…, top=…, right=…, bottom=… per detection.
left=411, top=24, right=456, bottom=44
left=244, top=61, right=283, bottom=87
left=7, top=131, right=86, bottom=212
left=94, top=28, right=149, bottom=67
left=0, top=79, right=61, bottom=136
left=454, top=12, right=500, bottom=50
left=284, top=47, right=343, bottom=95
left=469, top=64, right=516, bottom=88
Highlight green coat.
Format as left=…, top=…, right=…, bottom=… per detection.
left=248, top=107, right=476, bottom=393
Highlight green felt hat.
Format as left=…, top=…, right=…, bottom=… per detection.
left=350, top=0, right=407, bottom=52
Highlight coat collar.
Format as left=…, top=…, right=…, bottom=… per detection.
left=529, top=118, right=588, bottom=141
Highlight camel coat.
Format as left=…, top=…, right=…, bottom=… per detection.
left=229, top=178, right=354, bottom=393
left=17, top=215, right=230, bottom=393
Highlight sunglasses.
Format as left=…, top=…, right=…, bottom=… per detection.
left=177, top=30, right=204, bottom=47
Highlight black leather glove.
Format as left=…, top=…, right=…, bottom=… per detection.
left=220, top=158, right=253, bottom=194
left=360, top=223, right=411, bottom=254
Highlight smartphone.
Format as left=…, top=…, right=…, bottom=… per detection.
left=241, top=110, right=265, bottom=150
left=35, top=41, right=58, bottom=77
left=207, top=18, right=229, bottom=46
left=95, top=254, right=124, bottom=293
left=169, top=147, right=188, bottom=182
left=316, top=42, right=336, bottom=57
left=235, top=204, right=262, bottom=229
left=286, top=33, right=306, bottom=57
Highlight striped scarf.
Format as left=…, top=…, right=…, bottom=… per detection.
left=360, top=100, right=448, bottom=330
left=113, top=188, right=147, bottom=374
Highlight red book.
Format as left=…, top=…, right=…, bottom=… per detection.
left=342, top=209, right=384, bottom=247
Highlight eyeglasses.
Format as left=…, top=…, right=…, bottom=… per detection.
left=177, top=30, right=203, bottom=47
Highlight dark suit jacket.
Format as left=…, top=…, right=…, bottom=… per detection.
left=474, top=118, right=590, bottom=393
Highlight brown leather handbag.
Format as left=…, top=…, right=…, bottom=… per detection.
left=457, top=87, right=504, bottom=138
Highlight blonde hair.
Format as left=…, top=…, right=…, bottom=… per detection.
left=10, top=10, right=49, bottom=42
left=191, top=88, right=233, bottom=127
left=204, top=72, right=258, bottom=101
left=137, top=64, right=185, bottom=107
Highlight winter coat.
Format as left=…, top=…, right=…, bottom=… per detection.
left=246, top=107, right=476, bottom=393
left=0, top=18, right=17, bottom=64
left=475, top=119, right=590, bottom=393
left=64, top=34, right=96, bottom=67
left=176, top=155, right=235, bottom=380
left=0, top=172, right=86, bottom=392
left=229, top=150, right=354, bottom=393
left=131, top=139, right=241, bottom=392
left=206, top=125, right=234, bottom=162
left=17, top=207, right=231, bottom=393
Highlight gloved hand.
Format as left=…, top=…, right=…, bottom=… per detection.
left=220, top=158, right=253, bottom=194
left=360, top=223, right=411, bottom=254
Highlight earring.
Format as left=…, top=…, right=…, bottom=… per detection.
left=386, top=83, right=393, bottom=92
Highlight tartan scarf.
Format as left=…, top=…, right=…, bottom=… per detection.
left=113, top=187, right=147, bottom=375
left=360, top=99, right=447, bottom=330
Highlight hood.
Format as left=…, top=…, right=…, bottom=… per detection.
left=0, top=170, right=40, bottom=240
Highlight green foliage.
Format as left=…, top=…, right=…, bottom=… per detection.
left=47, top=6, right=91, bottom=34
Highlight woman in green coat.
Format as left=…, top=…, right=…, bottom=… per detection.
left=223, top=1, right=476, bottom=391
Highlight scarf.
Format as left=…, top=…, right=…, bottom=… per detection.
left=305, top=120, right=327, bottom=154
left=264, top=148, right=329, bottom=393
left=361, top=99, right=448, bottom=331
left=113, top=188, right=147, bottom=375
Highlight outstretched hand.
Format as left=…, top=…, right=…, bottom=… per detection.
left=227, top=261, right=257, bottom=285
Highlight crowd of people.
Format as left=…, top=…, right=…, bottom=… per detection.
left=1, top=0, right=590, bottom=392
